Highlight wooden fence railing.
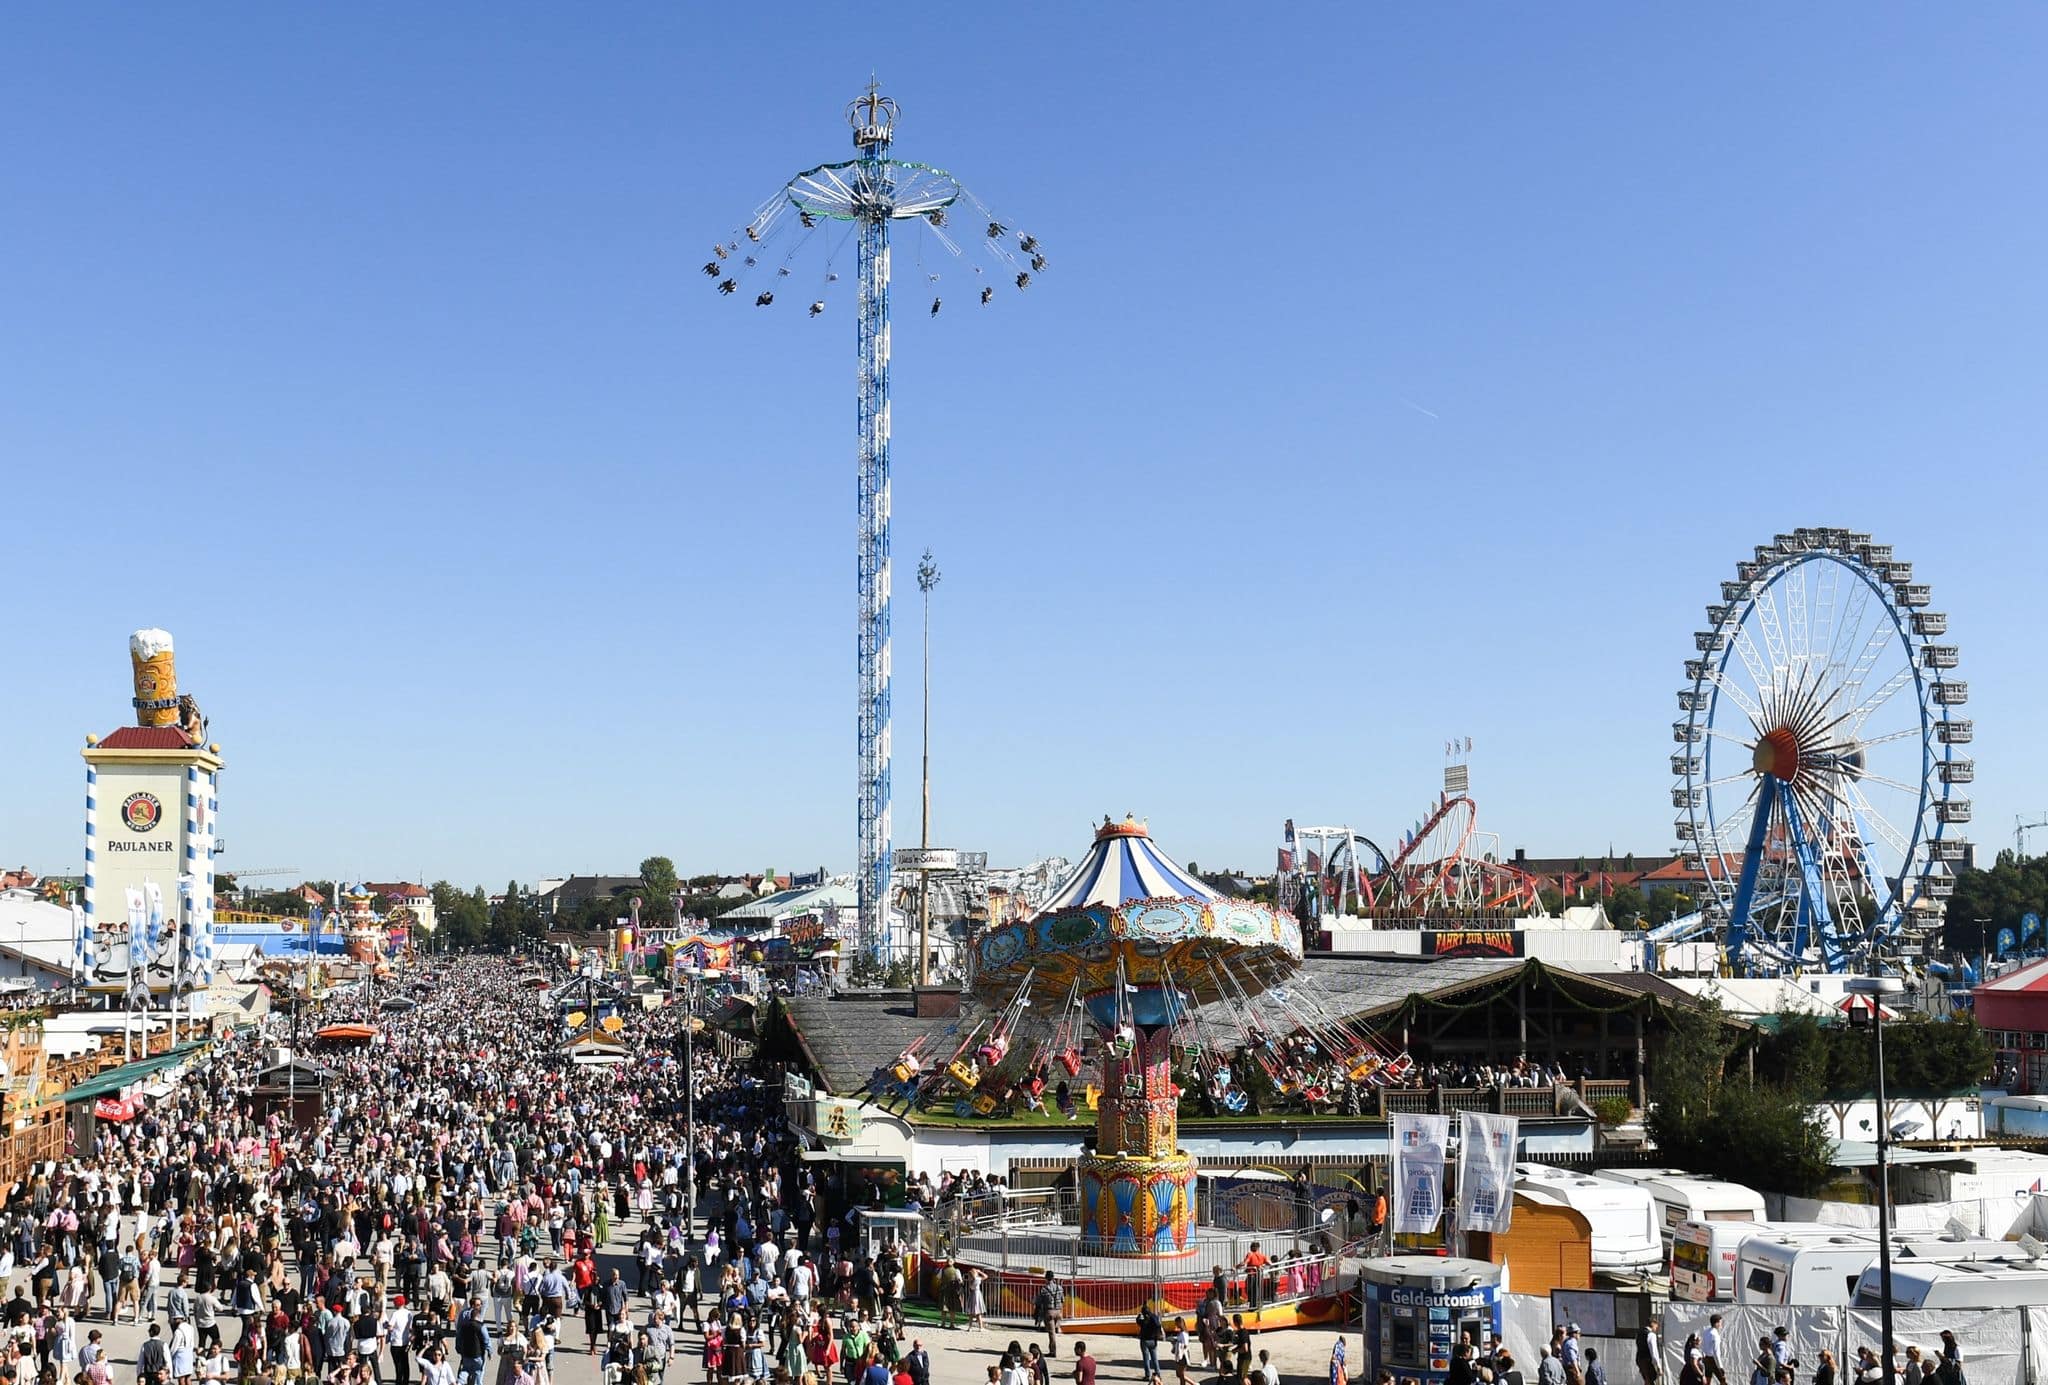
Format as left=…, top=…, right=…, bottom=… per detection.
left=1369, top=1079, right=1638, bottom=1119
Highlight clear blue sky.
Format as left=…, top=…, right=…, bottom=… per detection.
left=5, top=5, right=2046, bottom=888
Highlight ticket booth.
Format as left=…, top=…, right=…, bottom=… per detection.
left=857, top=1208, right=925, bottom=1295
left=1361, top=1257, right=1505, bottom=1385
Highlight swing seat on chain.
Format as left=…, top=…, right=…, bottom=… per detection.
left=1058, top=1050, right=1083, bottom=1077
left=946, top=1059, right=979, bottom=1088
left=971, top=1093, right=998, bottom=1115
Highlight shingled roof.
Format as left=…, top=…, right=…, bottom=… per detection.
left=768, top=991, right=993, bottom=1096
left=768, top=955, right=1712, bottom=1098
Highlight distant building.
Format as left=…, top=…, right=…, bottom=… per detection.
left=0, top=889, right=85, bottom=990
left=1978, top=959, right=2048, bottom=1095
left=364, top=881, right=436, bottom=936
left=540, top=876, right=646, bottom=926
left=1510, top=850, right=1677, bottom=901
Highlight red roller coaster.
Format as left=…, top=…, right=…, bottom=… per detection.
left=1280, top=790, right=1545, bottom=924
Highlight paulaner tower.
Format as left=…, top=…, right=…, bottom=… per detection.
left=79, top=629, right=219, bottom=996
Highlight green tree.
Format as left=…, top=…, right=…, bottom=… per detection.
left=244, top=889, right=311, bottom=919
left=1946, top=849, right=2048, bottom=955
left=1692, top=1081, right=1836, bottom=1197
left=1538, top=888, right=1566, bottom=916
left=1648, top=999, right=1833, bottom=1197
left=1756, top=1011, right=1992, bottom=1097
left=489, top=881, right=529, bottom=952
left=431, top=881, right=487, bottom=951
left=1754, top=1012, right=1832, bottom=1101
left=1648, top=998, right=1734, bottom=1129
left=1606, top=885, right=1648, bottom=928
left=638, top=857, right=679, bottom=924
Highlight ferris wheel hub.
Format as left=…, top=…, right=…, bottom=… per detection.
left=1752, top=727, right=1802, bottom=782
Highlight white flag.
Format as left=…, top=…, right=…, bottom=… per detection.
left=1391, top=1112, right=1449, bottom=1235
left=1458, top=1111, right=1519, bottom=1233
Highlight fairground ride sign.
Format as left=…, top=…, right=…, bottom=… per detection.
left=1424, top=929, right=1525, bottom=959
left=893, top=847, right=960, bottom=872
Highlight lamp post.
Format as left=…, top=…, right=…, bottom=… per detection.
left=679, top=966, right=721, bottom=1243
left=1846, top=974, right=1904, bottom=1383
left=915, top=549, right=941, bottom=987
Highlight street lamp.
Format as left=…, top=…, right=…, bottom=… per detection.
left=1845, top=974, right=1904, bottom=1384
left=678, top=966, right=723, bottom=1243
left=916, top=549, right=941, bottom=987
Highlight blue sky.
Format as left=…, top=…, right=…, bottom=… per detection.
left=4, top=5, right=2045, bottom=888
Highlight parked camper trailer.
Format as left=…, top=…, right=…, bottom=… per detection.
left=1670, top=1218, right=1775, bottom=1301
left=1594, top=1168, right=1768, bottom=1246
left=1853, top=1257, right=2048, bottom=1309
left=1735, top=1229, right=1881, bottom=1306
left=1738, top=1229, right=2018, bottom=1307
left=1514, top=1163, right=1661, bottom=1274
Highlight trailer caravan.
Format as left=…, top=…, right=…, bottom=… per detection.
left=1593, top=1168, right=1768, bottom=1247
left=1853, top=1257, right=2048, bottom=1309
left=1670, top=1218, right=1775, bottom=1301
left=1737, top=1228, right=1892, bottom=1307
left=1514, top=1163, right=1661, bottom=1274
left=1738, top=1229, right=2019, bottom=1306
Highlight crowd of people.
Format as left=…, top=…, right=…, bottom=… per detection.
left=8, top=950, right=1884, bottom=1385
left=0, top=955, right=955, bottom=1385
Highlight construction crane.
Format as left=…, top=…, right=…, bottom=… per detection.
left=213, top=866, right=299, bottom=896
left=2017, top=818, right=2048, bottom=861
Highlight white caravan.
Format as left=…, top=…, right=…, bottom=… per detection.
left=1594, top=1168, right=1768, bottom=1247
left=1853, top=1257, right=2048, bottom=1309
left=1515, top=1163, right=1661, bottom=1274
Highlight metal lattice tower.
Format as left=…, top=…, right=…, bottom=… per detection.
left=715, top=84, right=1047, bottom=967
left=851, top=85, right=896, bottom=966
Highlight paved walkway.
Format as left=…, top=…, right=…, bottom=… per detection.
left=32, top=1209, right=1358, bottom=1385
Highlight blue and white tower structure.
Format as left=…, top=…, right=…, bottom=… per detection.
left=1670, top=529, right=1970, bottom=976
left=716, top=85, right=1046, bottom=964
left=80, top=628, right=222, bottom=997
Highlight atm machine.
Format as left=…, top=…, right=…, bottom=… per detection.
left=1361, top=1257, right=1506, bottom=1385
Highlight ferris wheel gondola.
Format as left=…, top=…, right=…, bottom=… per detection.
left=1672, top=528, right=1971, bottom=975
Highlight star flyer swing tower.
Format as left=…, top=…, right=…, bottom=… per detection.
left=715, top=85, right=1047, bottom=963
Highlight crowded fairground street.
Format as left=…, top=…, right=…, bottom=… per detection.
left=7, top=957, right=1353, bottom=1385
left=10, top=12, right=2045, bottom=1385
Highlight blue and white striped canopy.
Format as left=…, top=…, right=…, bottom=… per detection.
left=1034, top=817, right=1220, bottom=915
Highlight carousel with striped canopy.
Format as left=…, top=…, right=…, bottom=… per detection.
left=968, top=816, right=1304, bottom=1256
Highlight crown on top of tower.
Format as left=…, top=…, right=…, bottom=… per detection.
left=848, top=79, right=896, bottom=149
left=1094, top=814, right=1151, bottom=842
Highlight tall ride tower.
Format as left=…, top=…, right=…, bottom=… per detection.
left=850, top=84, right=897, bottom=966
left=715, top=86, right=1046, bottom=963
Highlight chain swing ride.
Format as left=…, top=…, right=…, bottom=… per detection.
left=714, top=84, right=1048, bottom=967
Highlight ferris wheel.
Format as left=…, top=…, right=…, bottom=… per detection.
left=1672, top=528, right=1973, bottom=974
